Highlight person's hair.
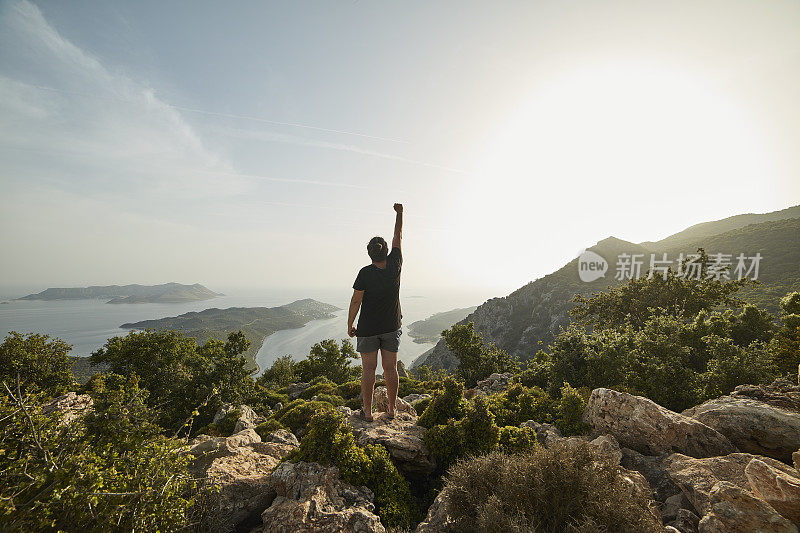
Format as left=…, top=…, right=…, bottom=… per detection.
left=367, top=236, right=388, bottom=262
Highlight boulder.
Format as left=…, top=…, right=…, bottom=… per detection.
left=187, top=428, right=262, bottom=458
left=795, top=449, right=800, bottom=472
left=683, top=380, right=800, bottom=463
left=41, top=392, right=93, bottom=425
left=402, top=393, right=431, bottom=405
left=583, top=388, right=737, bottom=458
left=474, top=372, right=513, bottom=394
left=414, top=486, right=468, bottom=533
left=262, top=428, right=300, bottom=447
left=520, top=420, right=563, bottom=447
left=285, top=382, right=311, bottom=400
left=346, top=411, right=435, bottom=477
left=665, top=452, right=800, bottom=516
left=254, top=461, right=385, bottom=533
left=397, top=360, right=408, bottom=378
left=372, top=386, right=416, bottom=416
left=212, top=403, right=266, bottom=433
left=746, top=458, right=800, bottom=526
left=621, top=448, right=682, bottom=503
left=589, top=434, right=623, bottom=465
left=190, top=436, right=296, bottom=533
left=697, top=481, right=797, bottom=533
left=668, top=508, right=700, bottom=533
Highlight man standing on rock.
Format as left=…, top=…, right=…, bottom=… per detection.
left=348, top=203, right=403, bottom=422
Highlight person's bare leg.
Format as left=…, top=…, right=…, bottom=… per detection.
left=381, top=349, right=399, bottom=417
left=360, top=352, right=378, bottom=421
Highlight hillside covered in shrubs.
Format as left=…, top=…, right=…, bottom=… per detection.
left=2, top=259, right=800, bottom=531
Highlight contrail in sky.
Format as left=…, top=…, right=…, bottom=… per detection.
left=28, top=84, right=409, bottom=143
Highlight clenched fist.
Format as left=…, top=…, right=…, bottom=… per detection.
left=393, top=203, right=403, bottom=213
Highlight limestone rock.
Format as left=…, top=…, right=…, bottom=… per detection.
left=668, top=508, right=700, bottom=533
left=187, top=428, right=262, bottom=458
left=346, top=411, right=435, bottom=477
left=621, top=448, right=682, bottom=503
left=746, top=458, right=800, bottom=526
left=520, top=420, right=563, bottom=447
left=397, top=360, right=408, bottom=378
left=285, top=382, right=311, bottom=400
left=590, top=434, right=623, bottom=465
left=191, top=438, right=296, bottom=533
left=41, top=392, right=93, bottom=425
left=697, top=481, right=797, bottom=533
left=212, top=403, right=266, bottom=433
left=372, top=386, right=416, bottom=416
left=794, top=449, right=800, bottom=472
left=474, top=372, right=514, bottom=394
left=683, top=380, right=800, bottom=463
left=413, top=486, right=468, bottom=533
left=255, top=461, right=385, bottom=533
left=263, top=428, right=300, bottom=447
left=584, top=388, right=737, bottom=458
left=665, top=452, right=799, bottom=515
left=402, top=393, right=431, bottom=405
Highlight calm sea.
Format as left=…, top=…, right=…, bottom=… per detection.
left=0, top=286, right=491, bottom=372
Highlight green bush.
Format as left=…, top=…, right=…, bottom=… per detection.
left=336, top=379, right=362, bottom=399
left=274, top=399, right=336, bottom=434
left=257, top=354, right=298, bottom=389
left=424, top=396, right=500, bottom=472
left=488, top=384, right=555, bottom=427
left=313, top=393, right=345, bottom=406
left=442, top=323, right=519, bottom=387
left=0, top=376, right=204, bottom=531
left=290, top=410, right=415, bottom=528
left=214, top=409, right=241, bottom=436
left=0, top=331, right=74, bottom=395
left=250, top=387, right=289, bottom=413
left=418, top=377, right=466, bottom=429
left=295, top=339, right=360, bottom=384
left=555, top=383, right=589, bottom=436
left=300, top=376, right=339, bottom=399
left=699, top=336, right=777, bottom=400
left=497, top=426, right=537, bottom=454
left=443, top=441, right=662, bottom=533
left=254, top=419, right=287, bottom=439
left=412, top=396, right=432, bottom=413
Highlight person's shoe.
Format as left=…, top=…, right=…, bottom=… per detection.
left=360, top=408, right=373, bottom=422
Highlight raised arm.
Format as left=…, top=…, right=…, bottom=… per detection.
left=348, top=289, right=363, bottom=337
left=392, top=203, right=403, bottom=249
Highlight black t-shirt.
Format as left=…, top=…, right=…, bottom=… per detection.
left=353, top=247, right=402, bottom=337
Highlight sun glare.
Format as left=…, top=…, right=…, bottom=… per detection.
left=452, top=62, right=774, bottom=289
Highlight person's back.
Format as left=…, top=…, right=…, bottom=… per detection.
left=348, top=203, right=403, bottom=421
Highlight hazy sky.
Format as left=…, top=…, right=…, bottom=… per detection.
left=1, top=0, right=799, bottom=294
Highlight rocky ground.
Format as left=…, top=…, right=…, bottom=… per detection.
left=46, top=376, right=800, bottom=532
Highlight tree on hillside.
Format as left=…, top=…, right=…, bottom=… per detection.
left=295, top=339, right=359, bottom=384
left=0, top=332, right=74, bottom=395
left=571, top=250, right=749, bottom=330
left=442, top=322, right=519, bottom=387
left=772, top=291, right=800, bottom=377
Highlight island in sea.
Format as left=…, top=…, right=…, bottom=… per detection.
left=407, top=306, right=478, bottom=344
left=18, top=282, right=223, bottom=304
left=119, top=298, right=341, bottom=371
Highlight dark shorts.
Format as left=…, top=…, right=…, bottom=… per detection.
left=356, top=328, right=402, bottom=353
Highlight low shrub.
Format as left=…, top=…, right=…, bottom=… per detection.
left=300, top=376, right=338, bottom=399
left=488, top=384, right=555, bottom=427
left=250, top=388, right=289, bottom=413
left=555, top=383, right=589, bottom=436
left=497, top=426, right=536, bottom=454
left=313, top=393, right=345, bottom=406
left=443, top=441, right=662, bottom=533
left=254, top=419, right=286, bottom=440
left=274, top=399, right=336, bottom=434
left=290, top=410, right=415, bottom=528
left=336, top=379, right=362, bottom=399
left=417, top=377, right=466, bottom=429
left=425, top=396, right=500, bottom=471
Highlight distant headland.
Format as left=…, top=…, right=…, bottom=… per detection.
left=18, top=283, right=223, bottom=304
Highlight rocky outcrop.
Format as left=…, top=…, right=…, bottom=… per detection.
left=372, top=386, right=416, bottom=416
left=212, top=403, right=266, bottom=433
left=665, top=452, right=800, bottom=517
left=746, top=458, right=800, bottom=526
left=697, top=481, right=797, bottom=533
left=187, top=428, right=263, bottom=458
left=474, top=372, right=514, bottom=394
left=397, top=360, right=408, bottom=378
left=584, top=388, right=737, bottom=458
left=683, top=379, right=800, bottom=463
left=520, top=420, right=563, bottom=447
left=414, top=487, right=465, bottom=533
left=41, top=392, right=93, bottom=425
left=285, top=382, right=312, bottom=400
left=189, top=429, right=296, bottom=533
left=253, top=461, right=385, bottom=533
left=620, top=448, right=682, bottom=503
left=345, top=409, right=435, bottom=477
left=402, top=393, right=431, bottom=405
left=262, top=428, right=300, bottom=447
